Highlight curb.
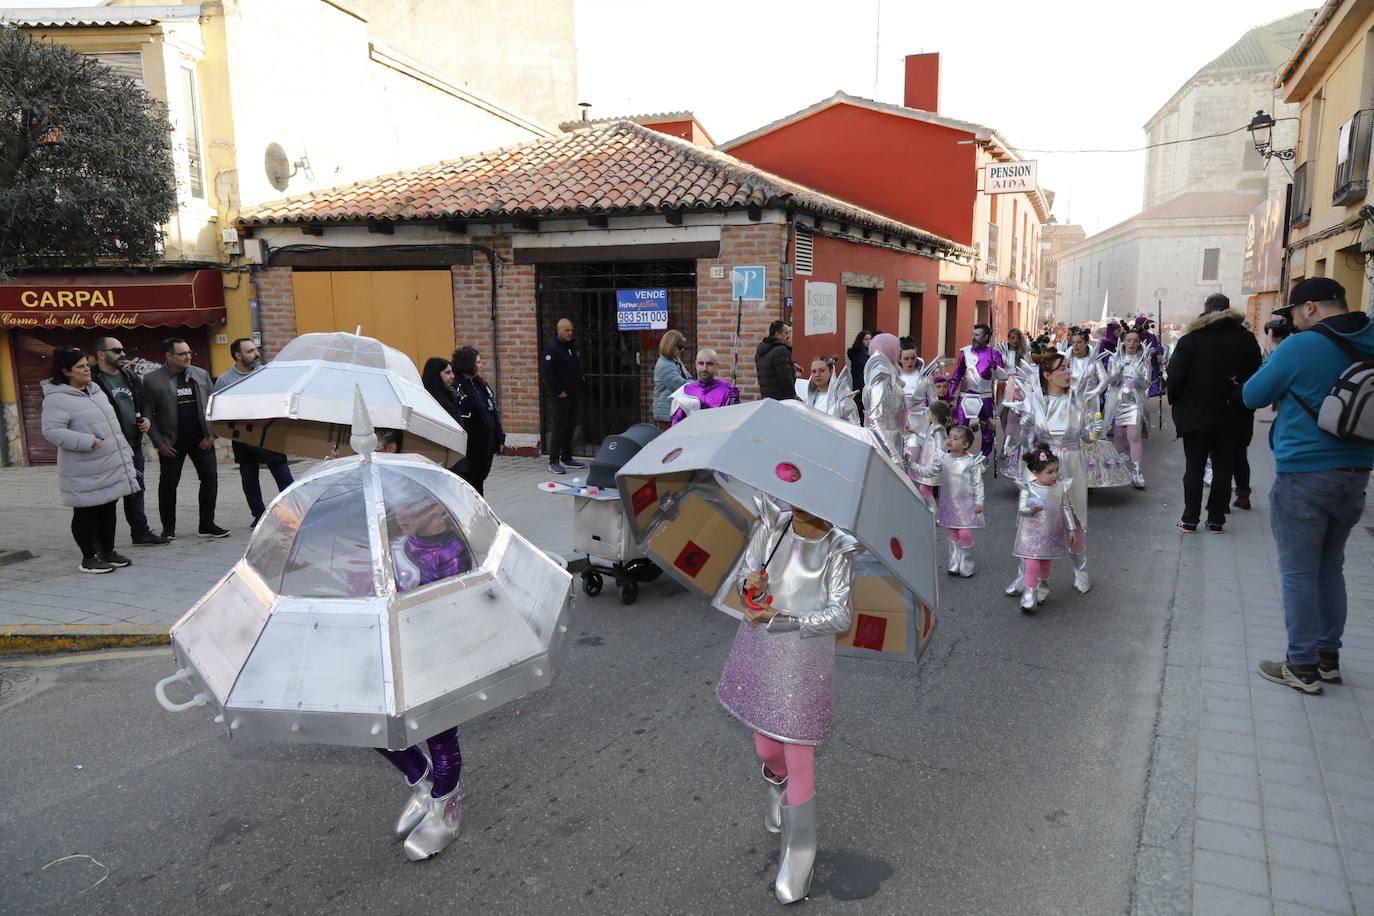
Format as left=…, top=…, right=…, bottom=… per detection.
left=0, top=625, right=170, bottom=656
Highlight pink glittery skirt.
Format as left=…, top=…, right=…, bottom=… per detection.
left=938, top=490, right=984, bottom=529
left=1013, top=511, right=1070, bottom=560
left=716, top=620, right=835, bottom=746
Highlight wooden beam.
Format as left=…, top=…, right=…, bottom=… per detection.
left=747, top=205, right=763, bottom=221
left=514, top=218, right=540, bottom=232
left=444, top=220, right=467, bottom=234
left=587, top=215, right=609, bottom=228
left=301, top=225, right=324, bottom=236
left=664, top=211, right=683, bottom=226
left=366, top=221, right=394, bottom=235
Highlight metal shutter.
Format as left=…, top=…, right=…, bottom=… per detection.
left=84, top=51, right=145, bottom=87
left=898, top=294, right=911, bottom=338
left=845, top=290, right=865, bottom=350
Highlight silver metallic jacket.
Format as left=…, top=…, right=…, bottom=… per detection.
left=795, top=375, right=859, bottom=424
left=1104, top=345, right=1154, bottom=427
left=1018, top=477, right=1079, bottom=530
left=1066, top=350, right=1108, bottom=401
left=906, top=421, right=948, bottom=487
left=862, top=352, right=909, bottom=470
left=958, top=345, right=996, bottom=397
left=738, top=499, right=861, bottom=638
left=910, top=450, right=986, bottom=506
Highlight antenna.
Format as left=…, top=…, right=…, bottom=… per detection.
left=873, top=0, right=881, bottom=97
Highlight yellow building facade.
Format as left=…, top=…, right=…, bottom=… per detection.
left=1278, top=0, right=1374, bottom=312
left=0, top=0, right=572, bottom=464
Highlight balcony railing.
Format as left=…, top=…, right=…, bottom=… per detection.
left=1290, top=161, right=1312, bottom=228
left=1333, top=109, right=1374, bottom=205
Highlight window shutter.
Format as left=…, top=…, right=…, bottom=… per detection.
left=794, top=229, right=814, bottom=276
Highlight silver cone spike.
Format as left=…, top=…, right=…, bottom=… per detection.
left=350, top=385, right=377, bottom=457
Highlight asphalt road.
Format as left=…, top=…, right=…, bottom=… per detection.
left=0, top=430, right=1184, bottom=915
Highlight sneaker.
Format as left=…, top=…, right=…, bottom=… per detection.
left=1258, top=658, right=1323, bottom=695
left=160, top=530, right=177, bottom=541
left=1206, top=522, right=1224, bottom=533
left=563, top=460, right=586, bottom=470
left=78, top=556, right=115, bottom=574
left=548, top=462, right=566, bottom=474
left=131, top=532, right=170, bottom=546
left=1317, top=652, right=1343, bottom=683
left=198, top=524, right=231, bottom=538
left=101, top=551, right=132, bottom=568
left=1177, top=521, right=1198, bottom=533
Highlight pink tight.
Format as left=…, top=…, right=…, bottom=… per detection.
left=754, top=733, right=816, bottom=805
left=1024, top=558, right=1052, bottom=587
left=1112, top=424, right=1143, bottom=463
left=919, top=484, right=934, bottom=502
left=947, top=528, right=974, bottom=548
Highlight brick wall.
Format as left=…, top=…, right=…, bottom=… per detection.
left=695, top=223, right=789, bottom=402
left=253, top=266, right=297, bottom=356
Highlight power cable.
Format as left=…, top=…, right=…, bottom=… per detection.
left=1012, top=119, right=1298, bottom=155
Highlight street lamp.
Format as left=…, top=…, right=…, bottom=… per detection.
left=1247, top=110, right=1295, bottom=162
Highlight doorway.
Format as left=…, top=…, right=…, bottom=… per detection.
left=536, top=261, right=697, bottom=453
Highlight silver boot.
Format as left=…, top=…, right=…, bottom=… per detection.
left=1130, top=460, right=1146, bottom=490
left=1020, top=585, right=1037, bottom=613
left=763, top=765, right=786, bottom=835
left=395, top=764, right=433, bottom=837
left=1037, top=580, right=1050, bottom=605
left=1071, top=551, right=1090, bottom=594
left=775, top=794, right=817, bottom=904
left=403, top=782, right=464, bottom=861
left=1006, top=561, right=1025, bottom=596
left=958, top=545, right=975, bottom=578
left=947, top=543, right=962, bottom=576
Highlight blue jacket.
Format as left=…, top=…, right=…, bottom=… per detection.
left=1242, top=312, right=1374, bottom=472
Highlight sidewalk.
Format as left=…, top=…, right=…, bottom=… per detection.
left=0, top=454, right=572, bottom=651
left=1135, top=423, right=1374, bottom=916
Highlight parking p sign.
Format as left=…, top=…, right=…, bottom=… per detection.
left=616, top=288, right=669, bottom=330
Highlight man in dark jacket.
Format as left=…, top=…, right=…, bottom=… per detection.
left=143, top=337, right=227, bottom=539
left=1166, top=293, right=1263, bottom=532
left=91, top=337, right=168, bottom=546
left=541, top=317, right=584, bottom=474
left=754, top=321, right=799, bottom=401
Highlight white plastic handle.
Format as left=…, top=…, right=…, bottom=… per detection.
left=154, top=667, right=209, bottom=713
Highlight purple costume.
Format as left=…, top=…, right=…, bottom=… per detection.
left=716, top=502, right=861, bottom=745
left=670, top=377, right=741, bottom=425
left=953, top=344, right=1005, bottom=457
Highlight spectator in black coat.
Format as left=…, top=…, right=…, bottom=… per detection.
left=754, top=320, right=799, bottom=400
left=541, top=318, right=585, bottom=474
left=1166, top=293, right=1263, bottom=532
left=421, top=357, right=466, bottom=472
left=449, top=346, right=504, bottom=496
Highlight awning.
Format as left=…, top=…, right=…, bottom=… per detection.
left=0, top=270, right=226, bottom=329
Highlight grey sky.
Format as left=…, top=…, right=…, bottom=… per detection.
left=5, top=0, right=1314, bottom=235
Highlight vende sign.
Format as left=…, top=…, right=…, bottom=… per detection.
left=986, top=160, right=1038, bottom=195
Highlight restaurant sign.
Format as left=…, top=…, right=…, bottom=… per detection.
left=0, top=270, right=226, bottom=329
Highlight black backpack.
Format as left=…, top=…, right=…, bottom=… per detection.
left=1288, top=324, right=1374, bottom=445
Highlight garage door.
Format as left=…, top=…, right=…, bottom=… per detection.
left=290, top=270, right=454, bottom=373
left=844, top=290, right=866, bottom=353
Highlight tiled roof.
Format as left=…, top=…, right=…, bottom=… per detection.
left=1042, top=223, right=1087, bottom=238
left=0, top=5, right=201, bottom=27
left=1136, top=191, right=1265, bottom=221
left=1196, top=10, right=1313, bottom=77
left=558, top=110, right=696, bottom=131
left=240, top=121, right=970, bottom=254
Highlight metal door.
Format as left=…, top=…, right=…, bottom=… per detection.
left=536, top=261, right=696, bottom=454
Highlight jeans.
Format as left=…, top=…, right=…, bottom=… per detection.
left=1270, top=469, right=1370, bottom=664
left=71, top=501, right=117, bottom=558
left=158, top=439, right=219, bottom=533
left=550, top=395, right=577, bottom=463
left=1181, top=434, right=1237, bottom=525
left=122, top=446, right=154, bottom=538
left=233, top=442, right=294, bottom=518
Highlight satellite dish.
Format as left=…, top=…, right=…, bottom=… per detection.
left=265, top=142, right=291, bottom=192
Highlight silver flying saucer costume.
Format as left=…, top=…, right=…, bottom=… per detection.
left=862, top=352, right=910, bottom=471
left=794, top=374, right=859, bottom=424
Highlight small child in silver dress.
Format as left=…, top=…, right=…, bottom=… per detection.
left=911, top=424, right=984, bottom=578
left=1012, top=441, right=1082, bottom=613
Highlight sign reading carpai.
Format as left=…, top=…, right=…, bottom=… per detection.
left=19, top=288, right=117, bottom=308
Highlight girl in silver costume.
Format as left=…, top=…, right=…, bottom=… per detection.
left=910, top=424, right=986, bottom=578
left=1012, top=443, right=1083, bottom=613
left=996, top=328, right=1030, bottom=464
left=907, top=399, right=951, bottom=510
left=862, top=333, right=911, bottom=472
left=1104, top=329, right=1154, bottom=489
left=795, top=355, right=859, bottom=423
left=1004, top=351, right=1103, bottom=596
left=716, top=497, right=863, bottom=904
left=1062, top=328, right=1132, bottom=489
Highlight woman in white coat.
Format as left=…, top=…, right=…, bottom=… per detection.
left=41, top=348, right=140, bottom=573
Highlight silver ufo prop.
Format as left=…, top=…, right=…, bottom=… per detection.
left=207, top=331, right=467, bottom=464
left=614, top=399, right=939, bottom=661
left=156, top=447, right=572, bottom=750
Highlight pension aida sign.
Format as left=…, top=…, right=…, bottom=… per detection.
left=985, top=160, right=1038, bottom=195
left=615, top=288, right=669, bottom=330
